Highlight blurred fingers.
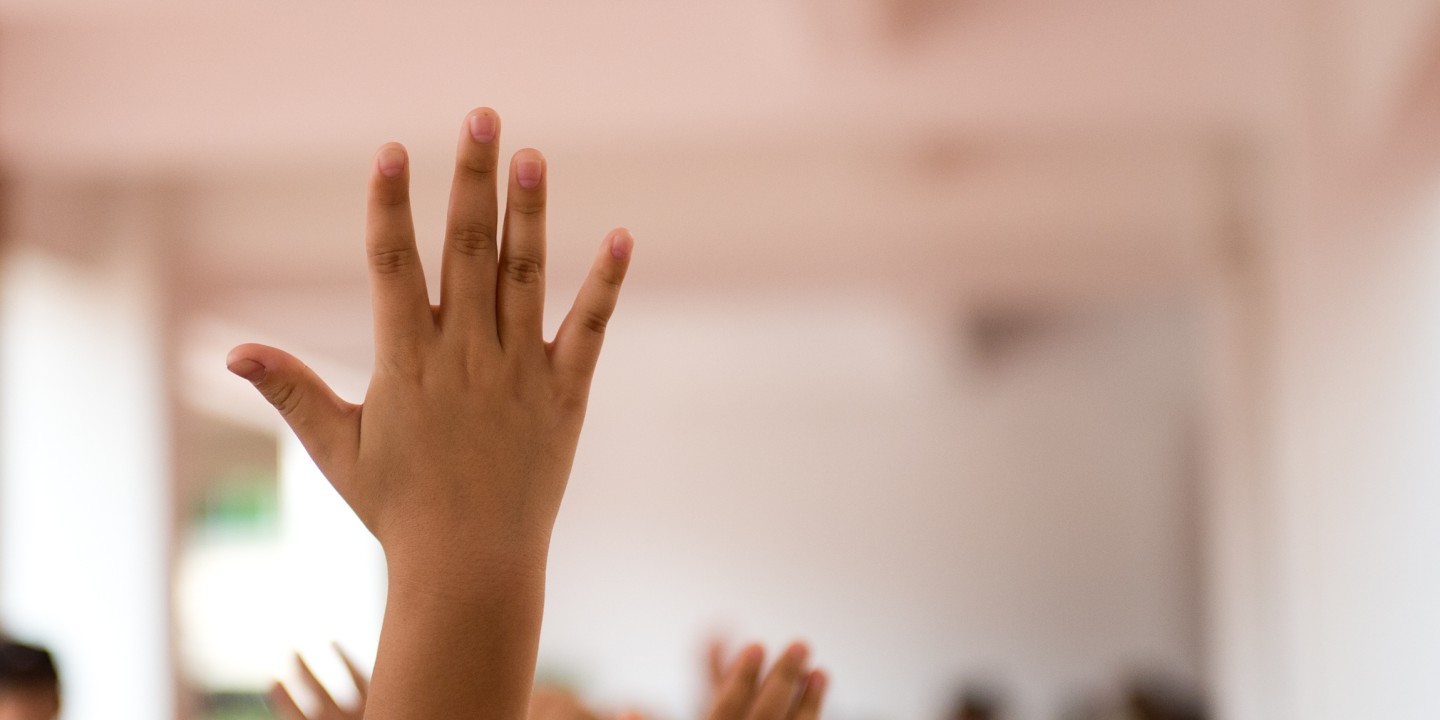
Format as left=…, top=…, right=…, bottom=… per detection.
left=267, top=681, right=306, bottom=720
left=744, top=642, right=810, bottom=720
left=366, top=143, right=434, bottom=356
left=497, top=148, right=548, bottom=351
left=551, top=229, right=632, bottom=380
left=333, top=642, right=369, bottom=704
left=788, top=671, right=827, bottom=720
left=295, top=653, right=343, bottom=716
left=440, top=108, right=502, bottom=340
left=707, top=644, right=764, bottom=720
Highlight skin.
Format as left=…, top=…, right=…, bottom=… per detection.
left=706, top=642, right=826, bottom=720
left=0, top=689, right=59, bottom=720
left=228, top=107, right=632, bottom=720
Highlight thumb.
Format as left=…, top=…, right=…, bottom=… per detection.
left=227, top=343, right=359, bottom=473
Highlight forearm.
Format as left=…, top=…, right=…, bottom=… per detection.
left=363, top=548, right=549, bottom=720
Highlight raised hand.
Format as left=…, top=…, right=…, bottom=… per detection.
left=227, top=108, right=633, bottom=720
left=706, top=642, right=826, bottom=720
left=226, top=107, right=633, bottom=575
left=268, top=645, right=368, bottom=720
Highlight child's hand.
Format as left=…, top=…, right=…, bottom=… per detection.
left=268, top=645, right=368, bottom=720
left=227, top=108, right=633, bottom=578
left=707, top=642, right=826, bottom=720
left=227, top=108, right=633, bottom=720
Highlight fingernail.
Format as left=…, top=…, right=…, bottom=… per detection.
left=740, top=644, right=764, bottom=667
left=784, top=642, right=809, bottom=664
left=469, top=112, right=496, bottom=143
left=517, top=157, right=543, bottom=189
left=377, top=145, right=406, bottom=177
left=227, top=358, right=267, bottom=384
left=610, top=230, right=633, bottom=260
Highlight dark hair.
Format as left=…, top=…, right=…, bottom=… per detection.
left=0, top=640, right=58, bottom=692
left=950, top=686, right=1003, bottom=720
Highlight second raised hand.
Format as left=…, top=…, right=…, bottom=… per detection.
left=708, top=642, right=826, bottom=720
left=227, top=108, right=634, bottom=720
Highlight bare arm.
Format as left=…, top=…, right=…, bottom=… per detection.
left=229, top=107, right=633, bottom=720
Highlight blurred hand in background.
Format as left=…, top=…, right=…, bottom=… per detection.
left=267, top=645, right=367, bottom=720
left=706, top=641, right=826, bottom=720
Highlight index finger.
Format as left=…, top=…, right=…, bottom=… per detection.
left=366, top=143, right=434, bottom=356
left=295, top=653, right=343, bottom=715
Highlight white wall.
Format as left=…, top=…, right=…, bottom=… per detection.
left=535, top=291, right=1204, bottom=720
left=174, top=286, right=1208, bottom=720
left=0, top=188, right=175, bottom=720
left=1265, top=169, right=1440, bottom=720
left=171, top=431, right=385, bottom=709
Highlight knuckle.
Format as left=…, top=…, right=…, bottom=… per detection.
left=369, top=245, right=416, bottom=275
left=579, top=308, right=611, bottom=335
left=263, top=382, right=302, bottom=418
left=458, top=156, right=495, bottom=181
left=510, top=196, right=546, bottom=216
left=374, top=188, right=408, bottom=208
left=501, top=255, right=544, bottom=285
left=449, top=221, right=496, bottom=256
left=598, top=268, right=624, bottom=290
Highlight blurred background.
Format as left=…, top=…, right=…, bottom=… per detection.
left=2, top=1, right=1440, bottom=719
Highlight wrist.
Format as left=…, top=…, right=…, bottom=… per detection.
left=382, top=531, right=551, bottom=599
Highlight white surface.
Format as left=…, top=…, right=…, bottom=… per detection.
left=186, top=291, right=1206, bottom=720
left=173, top=433, right=384, bottom=706
left=534, top=293, right=1202, bottom=720
left=0, top=241, right=173, bottom=720
left=1264, top=168, right=1440, bottom=720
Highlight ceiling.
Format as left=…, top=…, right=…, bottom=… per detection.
left=0, top=0, right=1326, bottom=172
left=3, top=0, right=1438, bottom=409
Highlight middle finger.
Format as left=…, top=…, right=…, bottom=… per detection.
left=439, top=107, right=502, bottom=343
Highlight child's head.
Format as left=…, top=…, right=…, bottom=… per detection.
left=0, top=641, right=59, bottom=720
